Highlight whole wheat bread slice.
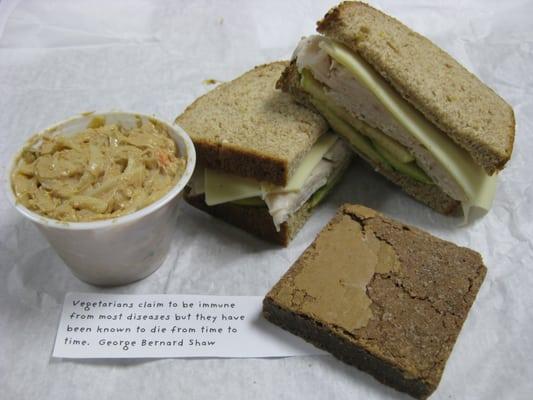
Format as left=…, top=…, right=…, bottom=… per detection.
left=316, top=1, right=514, bottom=175
left=278, top=61, right=460, bottom=214
left=175, top=61, right=329, bottom=186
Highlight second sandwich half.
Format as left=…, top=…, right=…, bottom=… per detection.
left=176, top=62, right=352, bottom=246
left=278, top=2, right=515, bottom=217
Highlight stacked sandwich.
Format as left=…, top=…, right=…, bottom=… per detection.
left=177, top=2, right=514, bottom=245
left=278, top=1, right=514, bottom=216
left=176, top=62, right=352, bottom=245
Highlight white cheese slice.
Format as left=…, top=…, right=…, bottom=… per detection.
left=265, top=132, right=337, bottom=194
left=204, top=168, right=262, bottom=206
left=320, top=39, right=498, bottom=212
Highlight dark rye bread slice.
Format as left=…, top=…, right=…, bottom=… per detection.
left=184, top=190, right=315, bottom=246
left=263, top=204, right=486, bottom=399
left=175, top=61, right=329, bottom=186
left=278, top=61, right=460, bottom=214
left=317, top=1, right=515, bottom=175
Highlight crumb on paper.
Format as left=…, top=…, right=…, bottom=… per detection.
left=218, top=17, right=224, bottom=25
left=203, top=79, right=221, bottom=85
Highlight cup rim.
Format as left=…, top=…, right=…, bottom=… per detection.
left=6, top=111, right=196, bottom=231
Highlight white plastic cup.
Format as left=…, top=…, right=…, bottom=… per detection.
left=6, top=112, right=196, bottom=286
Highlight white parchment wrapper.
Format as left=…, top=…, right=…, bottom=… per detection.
left=0, top=1, right=532, bottom=399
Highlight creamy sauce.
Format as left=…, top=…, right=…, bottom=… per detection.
left=11, top=119, right=186, bottom=222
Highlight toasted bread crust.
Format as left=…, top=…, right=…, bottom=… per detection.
left=176, top=61, right=328, bottom=186
left=184, top=190, right=315, bottom=246
left=277, top=61, right=460, bottom=215
left=192, top=139, right=288, bottom=186
left=317, top=1, right=514, bottom=175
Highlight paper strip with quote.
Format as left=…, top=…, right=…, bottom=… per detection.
left=53, top=292, right=324, bottom=359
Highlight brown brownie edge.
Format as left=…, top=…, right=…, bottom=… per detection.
left=262, top=299, right=432, bottom=398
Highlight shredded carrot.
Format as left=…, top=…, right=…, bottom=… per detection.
left=157, top=150, right=170, bottom=167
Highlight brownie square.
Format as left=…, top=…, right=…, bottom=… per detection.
left=263, top=204, right=486, bottom=399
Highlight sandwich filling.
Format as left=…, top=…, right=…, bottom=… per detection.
left=188, top=134, right=351, bottom=230
left=294, top=35, right=498, bottom=215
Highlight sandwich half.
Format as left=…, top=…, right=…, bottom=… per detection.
left=278, top=1, right=515, bottom=216
left=176, top=61, right=352, bottom=245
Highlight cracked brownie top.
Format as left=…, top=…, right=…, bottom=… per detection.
left=265, top=204, right=486, bottom=388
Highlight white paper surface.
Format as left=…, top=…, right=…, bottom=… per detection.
left=53, top=293, right=322, bottom=359
left=0, top=1, right=532, bottom=399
